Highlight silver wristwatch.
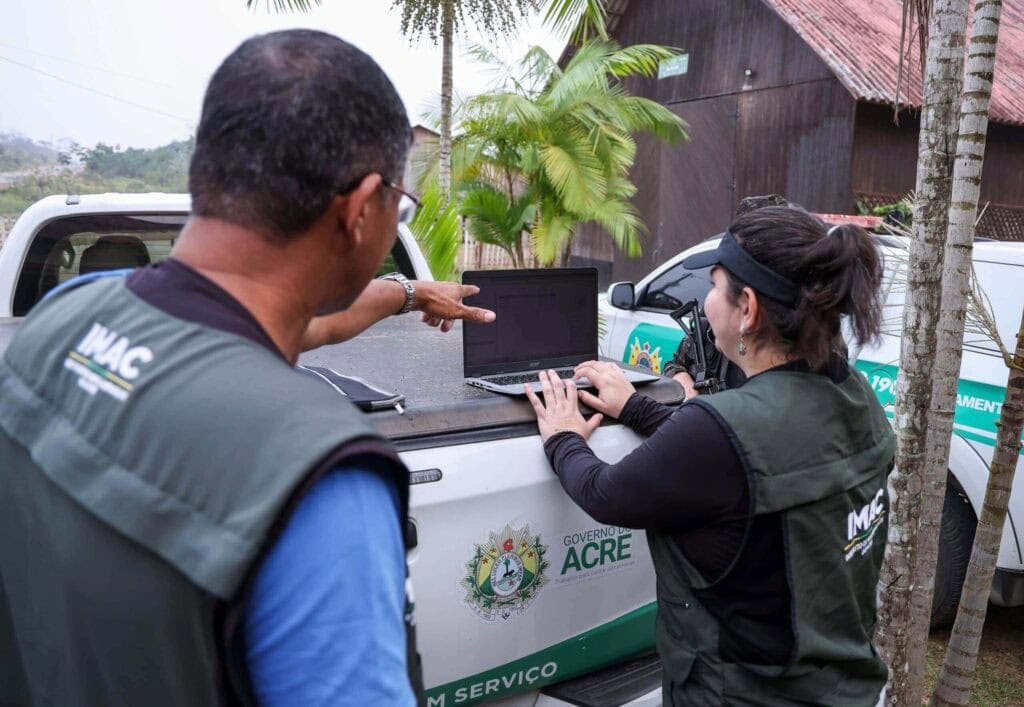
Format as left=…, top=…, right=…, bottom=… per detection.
left=379, top=272, right=415, bottom=315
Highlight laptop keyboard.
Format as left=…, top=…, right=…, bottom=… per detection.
left=486, top=368, right=575, bottom=386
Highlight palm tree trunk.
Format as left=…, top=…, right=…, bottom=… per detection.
left=930, top=4, right=1007, bottom=701
left=559, top=244, right=571, bottom=268
left=438, top=0, right=454, bottom=203
left=914, top=0, right=1004, bottom=678
left=876, top=2, right=969, bottom=705
left=933, top=307, right=1023, bottom=706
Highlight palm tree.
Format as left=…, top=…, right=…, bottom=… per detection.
left=245, top=0, right=537, bottom=205
left=460, top=182, right=536, bottom=267
left=436, top=41, right=686, bottom=265
left=933, top=308, right=1023, bottom=707
left=930, top=3, right=1007, bottom=701
left=390, top=0, right=538, bottom=203
left=874, top=0, right=970, bottom=704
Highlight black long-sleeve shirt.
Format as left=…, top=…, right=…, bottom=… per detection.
left=543, top=359, right=854, bottom=667
left=543, top=392, right=750, bottom=582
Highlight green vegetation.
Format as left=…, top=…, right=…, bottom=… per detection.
left=240, top=0, right=679, bottom=269
left=72, top=139, right=192, bottom=188
left=857, top=196, right=913, bottom=227
left=390, top=0, right=539, bottom=201
left=407, top=185, right=462, bottom=281
left=417, top=40, right=687, bottom=265
left=0, top=133, right=60, bottom=171
left=925, top=609, right=1024, bottom=706
left=0, top=135, right=193, bottom=215
left=543, top=0, right=609, bottom=41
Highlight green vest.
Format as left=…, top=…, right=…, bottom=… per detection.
left=647, top=365, right=895, bottom=706
left=0, top=277, right=414, bottom=706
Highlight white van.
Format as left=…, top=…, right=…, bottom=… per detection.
left=599, top=234, right=1024, bottom=626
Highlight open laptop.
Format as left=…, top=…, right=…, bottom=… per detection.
left=462, top=268, right=660, bottom=395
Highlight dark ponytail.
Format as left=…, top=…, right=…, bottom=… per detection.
left=724, top=206, right=883, bottom=370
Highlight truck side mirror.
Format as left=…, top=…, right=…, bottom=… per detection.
left=608, top=282, right=635, bottom=309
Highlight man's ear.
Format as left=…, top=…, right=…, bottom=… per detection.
left=335, top=173, right=383, bottom=251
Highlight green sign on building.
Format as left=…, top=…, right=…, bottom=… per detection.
left=658, top=53, right=689, bottom=79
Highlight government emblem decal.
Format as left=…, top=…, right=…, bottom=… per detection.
left=461, top=524, right=548, bottom=621
left=628, top=337, right=662, bottom=374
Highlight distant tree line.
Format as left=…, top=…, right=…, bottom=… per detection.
left=59, top=139, right=193, bottom=190
left=0, top=135, right=194, bottom=215
left=0, top=133, right=60, bottom=171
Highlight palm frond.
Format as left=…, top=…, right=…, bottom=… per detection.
left=516, top=45, right=561, bottom=94
left=583, top=124, right=637, bottom=174
left=611, top=96, right=688, bottom=143
left=245, top=0, right=320, bottom=12
left=605, top=175, right=638, bottom=201
left=465, top=43, right=524, bottom=93
left=465, top=42, right=503, bottom=67
left=588, top=198, right=645, bottom=257
left=408, top=185, right=462, bottom=281
left=542, top=0, right=608, bottom=41
left=540, top=131, right=607, bottom=213
left=532, top=208, right=575, bottom=264
left=551, top=42, right=613, bottom=112
left=468, top=92, right=547, bottom=129
left=460, top=183, right=536, bottom=260
left=416, top=132, right=492, bottom=194
left=603, top=44, right=680, bottom=78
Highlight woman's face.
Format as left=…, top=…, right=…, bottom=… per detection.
left=704, top=266, right=745, bottom=361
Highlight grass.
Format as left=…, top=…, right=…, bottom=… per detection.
left=924, top=606, right=1024, bottom=705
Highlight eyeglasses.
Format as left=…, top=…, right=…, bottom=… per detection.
left=382, top=178, right=421, bottom=225
left=382, top=178, right=422, bottom=210
left=336, top=175, right=421, bottom=205
left=336, top=175, right=421, bottom=224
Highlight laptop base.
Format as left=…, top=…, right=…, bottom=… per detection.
left=467, top=367, right=658, bottom=396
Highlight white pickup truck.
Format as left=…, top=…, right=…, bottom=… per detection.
left=598, top=234, right=1024, bottom=628
left=0, top=194, right=683, bottom=707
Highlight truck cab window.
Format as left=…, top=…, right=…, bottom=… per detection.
left=14, top=214, right=186, bottom=316
left=14, top=215, right=417, bottom=316
left=638, top=264, right=713, bottom=311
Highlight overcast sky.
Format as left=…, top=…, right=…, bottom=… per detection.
left=0, top=0, right=565, bottom=149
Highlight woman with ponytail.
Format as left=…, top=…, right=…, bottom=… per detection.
left=526, top=207, right=895, bottom=706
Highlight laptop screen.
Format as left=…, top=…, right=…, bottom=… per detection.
left=462, top=268, right=598, bottom=378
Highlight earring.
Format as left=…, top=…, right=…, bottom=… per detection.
left=736, top=329, right=747, bottom=356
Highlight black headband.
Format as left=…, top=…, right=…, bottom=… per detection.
left=680, top=231, right=799, bottom=306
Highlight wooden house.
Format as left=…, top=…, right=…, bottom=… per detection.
left=571, top=0, right=1024, bottom=283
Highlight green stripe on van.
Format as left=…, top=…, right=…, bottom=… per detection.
left=425, top=602, right=657, bottom=706
left=855, top=359, right=1013, bottom=446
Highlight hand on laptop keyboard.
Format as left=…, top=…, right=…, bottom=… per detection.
left=572, top=360, right=637, bottom=418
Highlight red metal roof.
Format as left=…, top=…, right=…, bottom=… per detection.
left=758, top=0, right=1024, bottom=126
left=814, top=213, right=885, bottom=228
left=605, top=0, right=1024, bottom=126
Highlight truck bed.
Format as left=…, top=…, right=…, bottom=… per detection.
left=300, top=316, right=684, bottom=447
left=0, top=315, right=684, bottom=448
